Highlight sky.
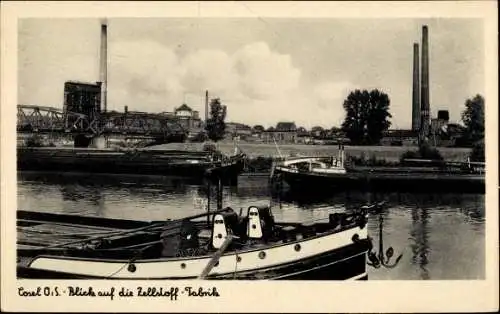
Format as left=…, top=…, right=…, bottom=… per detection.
left=18, top=18, right=484, bottom=129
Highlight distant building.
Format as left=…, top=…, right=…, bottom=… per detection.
left=437, top=110, right=450, bottom=121
left=380, top=129, right=419, bottom=146
left=262, top=122, right=298, bottom=143
left=296, top=127, right=312, bottom=144
left=428, top=110, right=468, bottom=146
left=175, top=103, right=200, bottom=119
left=225, top=122, right=253, bottom=140
left=431, top=110, right=450, bottom=137
left=433, top=123, right=465, bottom=147
left=323, top=129, right=350, bottom=145
left=173, top=103, right=202, bottom=130
left=63, top=81, right=102, bottom=121
left=311, top=126, right=324, bottom=138
left=160, top=111, right=175, bottom=118
left=250, top=125, right=265, bottom=139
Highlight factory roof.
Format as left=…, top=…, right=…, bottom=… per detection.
left=175, top=104, right=193, bottom=112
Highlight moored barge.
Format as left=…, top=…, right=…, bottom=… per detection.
left=16, top=202, right=384, bottom=280
left=17, top=147, right=246, bottom=180
left=272, top=149, right=485, bottom=193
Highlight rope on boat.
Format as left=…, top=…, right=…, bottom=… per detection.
left=98, top=239, right=164, bottom=251
left=17, top=218, right=121, bottom=231
left=198, top=234, right=234, bottom=280
left=105, top=242, right=159, bottom=278
left=17, top=226, right=161, bottom=237
left=38, top=208, right=234, bottom=250
left=44, top=222, right=169, bottom=249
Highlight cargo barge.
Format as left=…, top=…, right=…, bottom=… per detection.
left=272, top=151, right=485, bottom=194
left=17, top=147, right=246, bottom=180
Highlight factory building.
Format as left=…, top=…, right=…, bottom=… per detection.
left=63, top=81, right=102, bottom=121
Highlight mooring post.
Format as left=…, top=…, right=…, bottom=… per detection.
left=379, top=213, right=384, bottom=262
left=217, top=178, right=223, bottom=210
left=207, top=179, right=211, bottom=227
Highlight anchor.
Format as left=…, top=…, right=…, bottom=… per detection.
left=367, top=209, right=403, bottom=269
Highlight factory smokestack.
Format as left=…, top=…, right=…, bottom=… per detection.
left=420, top=25, right=430, bottom=141
left=205, top=90, right=209, bottom=122
left=99, top=21, right=108, bottom=113
left=412, top=43, right=420, bottom=131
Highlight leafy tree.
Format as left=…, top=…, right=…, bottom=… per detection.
left=469, top=140, right=485, bottom=162
left=311, top=126, right=324, bottom=138
left=296, top=126, right=308, bottom=135
left=461, top=94, right=485, bottom=146
left=341, top=89, right=392, bottom=145
left=252, top=125, right=265, bottom=133
left=205, top=98, right=227, bottom=142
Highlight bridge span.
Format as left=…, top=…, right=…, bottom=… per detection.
left=17, top=104, right=189, bottom=147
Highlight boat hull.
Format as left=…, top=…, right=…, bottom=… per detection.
left=17, top=210, right=370, bottom=281
left=17, top=148, right=245, bottom=180
left=18, top=240, right=369, bottom=280
left=275, top=167, right=485, bottom=194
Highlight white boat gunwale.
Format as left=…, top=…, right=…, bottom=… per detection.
left=25, top=221, right=368, bottom=264
left=25, top=225, right=369, bottom=278
left=19, top=197, right=374, bottom=279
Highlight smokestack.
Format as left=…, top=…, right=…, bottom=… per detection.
left=412, top=43, right=420, bottom=131
left=420, top=25, right=430, bottom=140
left=99, top=21, right=108, bottom=113
left=205, top=90, right=209, bottom=122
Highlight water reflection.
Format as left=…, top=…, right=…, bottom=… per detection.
left=410, top=207, right=431, bottom=280
left=17, top=171, right=485, bottom=280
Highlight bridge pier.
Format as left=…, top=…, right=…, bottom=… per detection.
left=90, top=136, right=108, bottom=149
left=73, top=134, right=107, bottom=148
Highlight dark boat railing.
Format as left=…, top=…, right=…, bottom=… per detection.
left=17, top=207, right=235, bottom=251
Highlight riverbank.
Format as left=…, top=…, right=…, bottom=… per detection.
left=145, top=142, right=472, bottom=172
left=148, top=142, right=472, bottom=161
left=17, top=142, right=474, bottom=175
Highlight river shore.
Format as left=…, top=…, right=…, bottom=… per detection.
left=147, top=142, right=472, bottom=172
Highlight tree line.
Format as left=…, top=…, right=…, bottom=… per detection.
left=204, top=89, right=485, bottom=152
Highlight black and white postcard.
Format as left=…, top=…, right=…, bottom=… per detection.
left=1, top=1, right=498, bottom=312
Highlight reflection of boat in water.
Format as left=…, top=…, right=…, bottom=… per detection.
left=272, top=146, right=485, bottom=194
left=17, top=147, right=246, bottom=180
left=16, top=200, right=384, bottom=280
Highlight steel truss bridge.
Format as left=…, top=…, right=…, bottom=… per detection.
left=17, top=105, right=188, bottom=142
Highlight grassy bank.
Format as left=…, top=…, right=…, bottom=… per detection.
left=150, top=142, right=471, bottom=160
left=148, top=142, right=472, bottom=172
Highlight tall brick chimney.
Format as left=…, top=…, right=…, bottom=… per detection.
left=205, top=90, right=209, bottom=122
left=100, top=21, right=108, bottom=113
left=420, top=25, right=430, bottom=141
left=412, top=43, right=420, bottom=131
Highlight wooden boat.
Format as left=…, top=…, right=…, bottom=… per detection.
left=17, top=147, right=246, bottom=180
left=16, top=202, right=382, bottom=280
left=272, top=147, right=485, bottom=193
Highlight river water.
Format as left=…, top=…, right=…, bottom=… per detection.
left=17, top=171, right=485, bottom=280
